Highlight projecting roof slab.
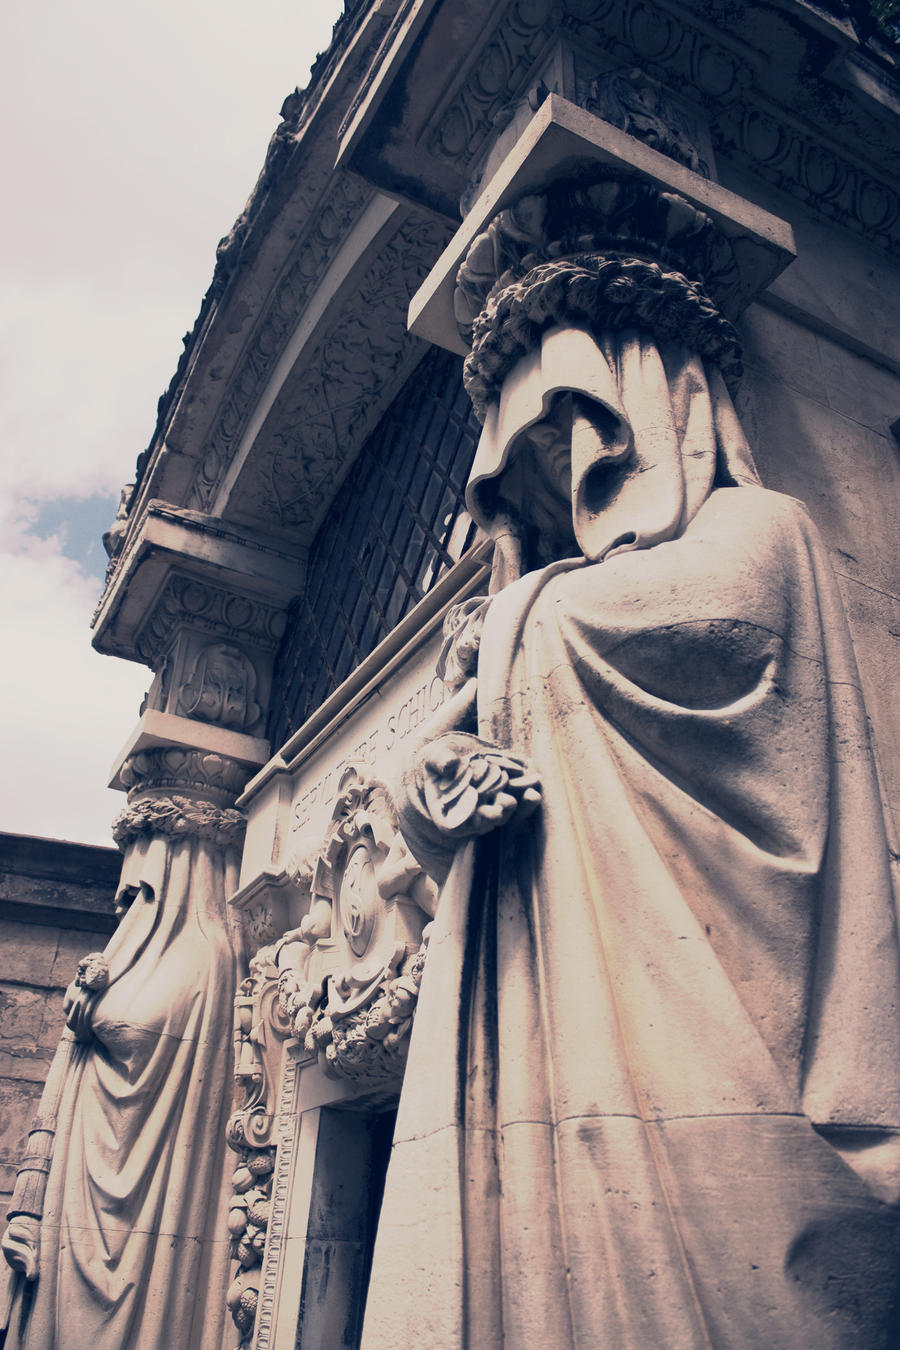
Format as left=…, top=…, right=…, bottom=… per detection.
left=408, top=93, right=797, bottom=354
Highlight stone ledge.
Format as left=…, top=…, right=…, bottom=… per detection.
left=0, top=834, right=120, bottom=934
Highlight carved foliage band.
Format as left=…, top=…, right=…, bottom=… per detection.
left=112, top=795, right=246, bottom=849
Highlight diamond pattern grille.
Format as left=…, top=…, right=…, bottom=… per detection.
left=268, top=347, right=480, bottom=748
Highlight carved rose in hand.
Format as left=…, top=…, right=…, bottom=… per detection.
left=63, top=953, right=110, bottom=1042
left=419, top=735, right=540, bottom=838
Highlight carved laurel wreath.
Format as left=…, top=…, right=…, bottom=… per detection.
left=112, top=794, right=246, bottom=848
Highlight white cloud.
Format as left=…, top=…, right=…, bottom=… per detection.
left=0, top=526, right=150, bottom=845
left=1, top=1, right=344, bottom=845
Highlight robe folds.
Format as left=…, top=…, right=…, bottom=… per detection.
left=6, top=835, right=241, bottom=1350
left=361, top=481, right=900, bottom=1347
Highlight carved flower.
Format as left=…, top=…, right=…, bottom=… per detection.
left=420, top=737, right=541, bottom=837
left=75, top=953, right=110, bottom=992
left=386, top=976, right=418, bottom=1022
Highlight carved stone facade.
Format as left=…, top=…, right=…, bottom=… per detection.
left=224, top=768, right=434, bottom=1347
left=6, top=3, right=900, bottom=1348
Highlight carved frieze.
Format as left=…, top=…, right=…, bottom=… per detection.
left=226, top=213, right=452, bottom=533
left=350, top=0, right=900, bottom=255
left=187, top=173, right=374, bottom=515
left=716, top=99, right=900, bottom=252
left=134, top=574, right=287, bottom=668
left=428, top=2, right=755, bottom=177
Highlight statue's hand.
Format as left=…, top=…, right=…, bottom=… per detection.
left=2, top=1215, right=40, bottom=1280
left=63, top=983, right=95, bottom=1041
left=417, top=735, right=541, bottom=838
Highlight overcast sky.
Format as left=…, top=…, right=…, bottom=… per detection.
left=1, top=0, right=345, bottom=847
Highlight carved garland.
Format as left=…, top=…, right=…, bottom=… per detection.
left=278, top=932, right=429, bottom=1084
left=224, top=942, right=291, bottom=1348
left=112, top=795, right=246, bottom=848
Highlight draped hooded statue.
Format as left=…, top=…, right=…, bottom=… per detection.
left=360, top=176, right=900, bottom=1348
left=2, top=782, right=245, bottom=1350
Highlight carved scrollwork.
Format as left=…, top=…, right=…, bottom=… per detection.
left=188, top=174, right=374, bottom=515
left=229, top=215, right=451, bottom=532
left=223, top=769, right=436, bottom=1343
left=177, top=641, right=263, bottom=734
left=280, top=768, right=437, bottom=1068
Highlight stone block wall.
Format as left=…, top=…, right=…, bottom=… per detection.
left=0, top=834, right=119, bottom=1214
left=731, top=169, right=900, bottom=847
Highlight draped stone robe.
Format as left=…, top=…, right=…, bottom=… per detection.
left=360, top=328, right=900, bottom=1349
left=5, top=832, right=240, bottom=1350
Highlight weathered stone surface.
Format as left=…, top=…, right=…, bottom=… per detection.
left=30, top=4, right=898, bottom=1348
left=2, top=781, right=245, bottom=1350
left=360, top=93, right=900, bottom=1349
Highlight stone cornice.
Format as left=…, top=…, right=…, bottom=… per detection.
left=340, top=0, right=900, bottom=252
left=410, top=95, right=795, bottom=356
left=92, top=502, right=304, bottom=664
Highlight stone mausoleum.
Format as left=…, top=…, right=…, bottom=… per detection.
left=4, top=2, right=900, bottom=1347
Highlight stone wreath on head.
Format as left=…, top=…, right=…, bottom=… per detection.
left=453, top=170, right=744, bottom=421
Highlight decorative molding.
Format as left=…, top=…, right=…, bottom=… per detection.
left=134, top=574, right=287, bottom=668
left=428, top=1, right=756, bottom=174
left=228, top=213, right=452, bottom=532
left=224, top=1145, right=276, bottom=1345
left=112, top=792, right=246, bottom=848
left=222, top=768, right=436, bottom=1342
left=187, top=173, right=374, bottom=515
left=254, top=1050, right=303, bottom=1350
left=177, top=641, right=264, bottom=735
left=116, top=744, right=249, bottom=807
left=716, top=99, right=900, bottom=253
left=273, top=767, right=436, bottom=1084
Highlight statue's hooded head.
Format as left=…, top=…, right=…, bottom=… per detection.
left=454, top=173, right=760, bottom=585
